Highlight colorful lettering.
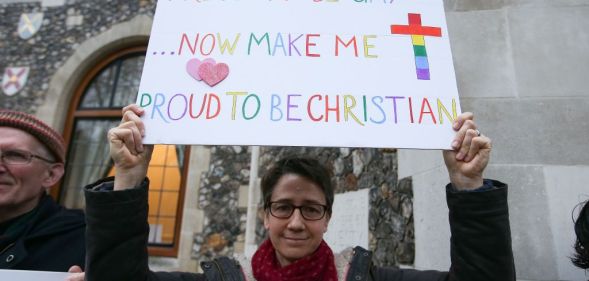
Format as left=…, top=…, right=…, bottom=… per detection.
left=307, top=95, right=323, bottom=121
left=248, top=33, right=271, bottom=55
left=418, top=98, right=436, bottom=124
left=168, top=94, right=188, bottom=121
left=287, top=94, right=302, bottom=121
left=152, top=93, right=170, bottom=123
left=325, top=95, right=340, bottom=122
left=335, top=35, right=358, bottom=57
left=363, top=35, right=377, bottom=58
left=306, top=34, right=321, bottom=57
left=217, top=33, right=241, bottom=55
left=273, top=33, right=287, bottom=56
left=288, top=34, right=303, bottom=56
left=370, top=96, right=386, bottom=124
left=437, top=98, right=457, bottom=124
left=343, top=95, right=364, bottom=126
left=178, top=33, right=199, bottom=55
left=206, top=94, right=221, bottom=119
left=189, top=94, right=207, bottom=119
left=243, top=94, right=261, bottom=120
left=271, top=94, right=283, bottom=121
left=385, top=96, right=405, bottom=124
left=226, top=92, right=247, bottom=120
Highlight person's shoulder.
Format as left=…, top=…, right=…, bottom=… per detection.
left=43, top=196, right=85, bottom=221
left=201, top=255, right=249, bottom=281
left=34, top=197, right=85, bottom=233
left=334, top=246, right=356, bottom=264
left=335, top=246, right=393, bottom=280
left=56, top=207, right=85, bottom=221
left=233, top=254, right=254, bottom=280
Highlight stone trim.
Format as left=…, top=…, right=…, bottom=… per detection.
left=38, top=14, right=152, bottom=131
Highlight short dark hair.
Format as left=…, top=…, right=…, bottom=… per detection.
left=572, top=200, right=589, bottom=270
left=261, top=156, right=333, bottom=215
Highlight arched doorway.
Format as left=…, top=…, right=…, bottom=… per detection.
left=57, top=46, right=189, bottom=257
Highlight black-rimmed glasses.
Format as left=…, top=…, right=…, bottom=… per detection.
left=268, top=202, right=328, bottom=221
left=0, top=149, right=55, bottom=165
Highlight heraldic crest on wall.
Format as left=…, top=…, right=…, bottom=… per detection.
left=18, top=13, right=44, bottom=40
left=2, top=67, right=30, bottom=96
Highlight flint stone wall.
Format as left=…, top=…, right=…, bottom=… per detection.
left=194, top=146, right=415, bottom=267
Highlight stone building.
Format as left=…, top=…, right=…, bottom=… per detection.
left=1, top=0, right=588, bottom=280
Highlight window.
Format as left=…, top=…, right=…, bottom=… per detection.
left=57, top=46, right=189, bottom=257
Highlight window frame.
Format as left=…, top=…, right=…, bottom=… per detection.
left=54, top=45, right=189, bottom=257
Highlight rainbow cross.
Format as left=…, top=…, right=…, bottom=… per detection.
left=391, top=13, right=442, bottom=80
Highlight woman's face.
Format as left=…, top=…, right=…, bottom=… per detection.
left=264, top=173, right=330, bottom=267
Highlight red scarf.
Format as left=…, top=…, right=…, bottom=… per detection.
left=252, top=239, right=338, bottom=281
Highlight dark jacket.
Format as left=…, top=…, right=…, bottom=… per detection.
left=85, top=178, right=515, bottom=281
left=0, top=194, right=86, bottom=271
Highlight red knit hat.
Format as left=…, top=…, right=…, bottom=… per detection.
left=0, top=110, right=66, bottom=163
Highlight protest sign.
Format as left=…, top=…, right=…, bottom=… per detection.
left=0, top=269, right=70, bottom=281
left=138, top=0, right=461, bottom=149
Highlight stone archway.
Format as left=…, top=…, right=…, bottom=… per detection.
left=37, top=14, right=152, bottom=130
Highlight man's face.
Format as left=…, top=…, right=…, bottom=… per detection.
left=264, top=173, right=330, bottom=267
left=0, top=127, right=63, bottom=220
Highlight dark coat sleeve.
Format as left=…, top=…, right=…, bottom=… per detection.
left=446, top=180, right=516, bottom=281
left=348, top=245, right=447, bottom=281
left=84, top=177, right=205, bottom=281
left=370, top=180, right=515, bottom=281
left=372, top=268, right=447, bottom=281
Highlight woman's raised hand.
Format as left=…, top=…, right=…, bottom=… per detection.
left=442, top=112, right=491, bottom=190
left=108, top=104, right=153, bottom=190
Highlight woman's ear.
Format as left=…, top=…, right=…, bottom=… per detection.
left=263, top=210, right=270, bottom=230
left=323, top=214, right=331, bottom=233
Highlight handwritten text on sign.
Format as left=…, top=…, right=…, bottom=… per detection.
left=138, top=0, right=461, bottom=149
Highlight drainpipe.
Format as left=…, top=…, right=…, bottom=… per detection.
left=244, top=146, right=260, bottom=258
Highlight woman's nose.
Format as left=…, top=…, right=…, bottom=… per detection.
left=286, top=208, right=306, bottom=230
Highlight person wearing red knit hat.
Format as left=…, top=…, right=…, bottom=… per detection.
left=0, top=110, right=85, bottom=273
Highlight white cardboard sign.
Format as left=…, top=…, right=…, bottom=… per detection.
left=138, top=0, right=461, bottom=149
left=324, top=188, right=370, bottom=254
left=0, top=269, right=70, bottom=281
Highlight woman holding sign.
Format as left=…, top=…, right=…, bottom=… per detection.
left=82, top=104, right=515, bottom=281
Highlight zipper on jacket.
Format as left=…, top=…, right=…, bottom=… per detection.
left=213, top=260, right=227, bottom=281
left=0, top=243, right=15, bottom=257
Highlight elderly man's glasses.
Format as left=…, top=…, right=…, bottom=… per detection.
left=0, top=149, right=55, bottom=165
left=268, top=202, right=328, bottom=221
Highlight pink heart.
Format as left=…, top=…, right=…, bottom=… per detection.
left=198, top=62, right=230, bottom=87
left=186, top=58, right=215, bottom=81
